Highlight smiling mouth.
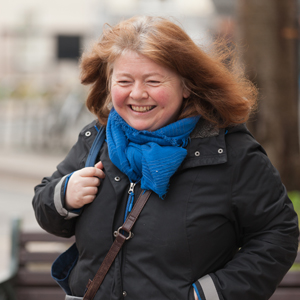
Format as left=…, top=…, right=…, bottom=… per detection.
left=130, top=105, right=155, bottom=112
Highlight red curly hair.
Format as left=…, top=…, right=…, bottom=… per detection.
left=80, top=16, right=257, bottom=128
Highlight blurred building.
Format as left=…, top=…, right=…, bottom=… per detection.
left=0, top=0, right=225, bottom=152
left=0, top=0, right=220, bottom=93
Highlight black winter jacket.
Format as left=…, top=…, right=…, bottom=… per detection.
left=33, top=118, right=299, bottom=300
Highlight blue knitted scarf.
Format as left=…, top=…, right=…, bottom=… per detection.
left=106, top=108, right=200, bottom=198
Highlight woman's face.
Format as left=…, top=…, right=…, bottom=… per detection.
left=111, top=51, right=190, bottom=131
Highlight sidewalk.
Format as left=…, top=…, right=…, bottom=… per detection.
left=0, top=148, right=65, bottom=180
left=0, top=148, right=66, bottom=280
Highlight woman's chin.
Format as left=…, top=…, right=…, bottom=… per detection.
left=130, top=124, right=155, bottom=131
left=125, top=119, right=158, bottom=131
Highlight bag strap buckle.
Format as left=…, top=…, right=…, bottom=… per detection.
left=113, top=227, right=133, bottom=240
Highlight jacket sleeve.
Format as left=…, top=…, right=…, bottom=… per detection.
left=32, top=122, right=97, bottom=237
left=194, top=136, right=299, bottom=300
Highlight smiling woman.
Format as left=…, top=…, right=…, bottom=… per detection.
left=111, top=50, right=190, bottom=131
left=81, top=16, right=257, bottom=128
left=32, top=16, right=299, bottom=300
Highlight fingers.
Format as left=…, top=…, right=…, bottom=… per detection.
left=64, top=163, right=105, bottom=210
left=95, top=161, right=104, bottom=169
left=65, top=192, right=96, bottom=210
left=81, top=194, right=96, bottom=205
left=82, top=186, right=99, bottom=196
left=79, top=165, right=105, bottom=179
left=80, top=176, right=101, bottom=188
left=77, top=186, right=99, bottom=204
left=65, top=181, right=99, bottom=209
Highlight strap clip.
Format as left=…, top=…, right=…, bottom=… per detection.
left=113, top=227, right=133, bottom=240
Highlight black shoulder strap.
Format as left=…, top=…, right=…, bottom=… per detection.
left=85, top=126, right=106, bottom=168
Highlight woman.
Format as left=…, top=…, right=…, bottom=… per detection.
left=33, top=16, right=299, bottom=300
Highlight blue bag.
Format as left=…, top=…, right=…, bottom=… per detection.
left=51, top=243, right=79, bottom=294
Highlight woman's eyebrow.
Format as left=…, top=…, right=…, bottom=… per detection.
left=143, top=72, right=162, bottom=77
left=112, top=72, right=132, bottom=77
left=113, top=72, right=163, bottom=77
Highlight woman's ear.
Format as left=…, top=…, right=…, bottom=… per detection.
left=183, top=88, right=191, bottom=99
left=181, top=79, right=191, bottom=99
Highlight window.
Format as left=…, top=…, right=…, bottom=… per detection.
left=56, top=35, right=81, bottom=60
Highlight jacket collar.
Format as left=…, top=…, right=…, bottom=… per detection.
left=190, top=117, right=220, bottom=139
left=178, top=118, right=227, bottom=171
left=98, top=117, right=229, bottom=173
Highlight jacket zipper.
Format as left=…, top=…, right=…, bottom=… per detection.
left=120, top=181, right=137, bottom=295
left=124, top=182, right=136, bottom=222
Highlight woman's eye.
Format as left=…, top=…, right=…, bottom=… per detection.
left=118, top=81, right=131, bottom=85
left=148, top=80, right=160, bottom=85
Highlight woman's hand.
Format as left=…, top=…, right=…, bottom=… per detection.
left=193, top=289, right=198, bottom=300
left=65, top=161, right=105, bottom=210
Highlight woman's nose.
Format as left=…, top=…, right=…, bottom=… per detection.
left=129, top=83, right=148, bottom=100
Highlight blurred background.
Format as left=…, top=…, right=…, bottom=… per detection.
left=0, top=0, right=299, bottom=284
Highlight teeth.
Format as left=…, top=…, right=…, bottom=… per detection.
left=131, top=105, right=154, bottom=112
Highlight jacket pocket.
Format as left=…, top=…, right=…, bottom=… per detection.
left=51, top=242, right=79, bottom=295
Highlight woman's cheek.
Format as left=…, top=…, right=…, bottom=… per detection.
left=111, top=87, right=127, bottom=107
left=151, top=89, right=169, bottom=105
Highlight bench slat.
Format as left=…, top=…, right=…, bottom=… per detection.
left=16, top=270, right=57, bottom=286
left=270, top=288, right=300, bottom=300
left=17, top=287, right=65, bottom=300
left=20, top=232, right=75, bottom=244
left=19, top=249, right=62, bottom=264
left=279, top=271, right=300, bottom=287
